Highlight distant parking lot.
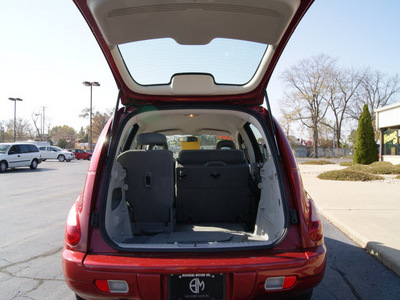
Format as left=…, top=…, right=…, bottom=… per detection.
left=0, top=160, right=89, bottom=300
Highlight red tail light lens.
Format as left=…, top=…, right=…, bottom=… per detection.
left=65, top=202, right=81, bottom=246
left=307, top=197, right=323, bottom=242
left=265, top=276, right=297, bottom=290
left=95, top=280, right=129, bottom=293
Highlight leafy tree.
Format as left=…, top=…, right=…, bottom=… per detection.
left=57, top=138, right=68, bottom=149
left=92, top=111, right=111, bottom=141
left=80, top=108, right=112, bottom=143
left=353, top=104, right=378, bottom=164
left=49, top=125, right=77, bottom=146
left=347, top=129, right=357, bottom=146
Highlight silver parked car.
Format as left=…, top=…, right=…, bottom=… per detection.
left=38, top=146, right=75, bottom=162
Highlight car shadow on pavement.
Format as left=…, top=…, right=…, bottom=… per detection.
left=314, top=236, right=400, bottom=299
left=0, top=167, right=58, bottom=174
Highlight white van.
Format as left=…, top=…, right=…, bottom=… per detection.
left=0, top=143, right=42, bottom=172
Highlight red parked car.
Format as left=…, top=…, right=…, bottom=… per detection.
left=63, top=0, right=326, bottom=299
left=68, top=149, right=92, bottom=160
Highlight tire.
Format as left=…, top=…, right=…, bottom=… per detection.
left=88, top=156, right=92, bottom=161
left=66, top=159, right=71, bottom=162
left=0, top=161, right=7, bottom=172
left=30, top=159, right=38, bottom=170
left=41, top=159, right=46, bottom=161
left=75, top=294, right=86, bottom=300
left=58, top=155, right=65, bottom=162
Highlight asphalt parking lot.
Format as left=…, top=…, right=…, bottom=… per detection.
left=1, top=159, right=399, bottom=300
left=0, top=160, right=88, bottom=299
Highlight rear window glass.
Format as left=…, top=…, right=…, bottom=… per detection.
left=119, top=38, right=268, bottom=85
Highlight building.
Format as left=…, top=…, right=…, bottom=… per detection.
left=376, top=102, right=400, bottom=164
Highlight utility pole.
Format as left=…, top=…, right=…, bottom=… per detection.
left=41, top=106, right=47, bottom=137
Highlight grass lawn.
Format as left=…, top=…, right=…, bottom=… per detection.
left=316, top=161, right=400, bottom=181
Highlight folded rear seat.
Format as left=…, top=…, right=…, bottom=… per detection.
left=117, top=133, right=174, bottom=234
left=176, top=149, right=253, bottom=224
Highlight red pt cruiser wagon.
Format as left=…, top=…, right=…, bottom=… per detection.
left=63, top=0, right=326, bottom=299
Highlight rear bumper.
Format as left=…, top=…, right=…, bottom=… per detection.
left=62, top=245, right=326, bottom=300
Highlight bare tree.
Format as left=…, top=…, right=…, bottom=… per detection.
left=323, top=68, right=365, bottom=148
left=347, top=69, right=400, bottom=121
left=279, top=108, right=298, bottom=136
left=5, top=118, right=35, bottom=141
left=32, top=113, right=42, bottom=140
left=281, top=54, right=336, bottom=157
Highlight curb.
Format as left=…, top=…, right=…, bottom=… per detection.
left=318, top=208, right=400, bottom=277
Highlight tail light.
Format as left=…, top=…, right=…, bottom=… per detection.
left=306, top=195, right=323, bottom=242
left=265, top=276, right=297, bottom=290
left=95, top=280, right=129, bottom=293
left=65, top=202, right=81, bottom=246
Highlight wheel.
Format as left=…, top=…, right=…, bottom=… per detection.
left=58, top=155, right=65, bottom=162
left=0, top=161, right=7, bottom=172
left=66, top=159, right=71, bottom=162
left=30, top=159, right=38, bottom=170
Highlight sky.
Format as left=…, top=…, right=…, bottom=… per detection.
left=0, top=0, right=399, bottom=135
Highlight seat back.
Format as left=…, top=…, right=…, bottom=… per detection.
left=117, top=133, right=174, bottom=234
left=176, top=150, right=253, bottom=224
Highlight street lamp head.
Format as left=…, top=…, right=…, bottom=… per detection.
left=8, top=97, right=23, bottom=102
left=83, top=81, right=100, bottom=87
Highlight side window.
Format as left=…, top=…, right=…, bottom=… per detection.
left=8, top=145, right=18, bottom=154
left=247, top=124, right=271, bottom=163
left=18, top=145, right=29, bottom=153
left=39, top=147, right=45, bottom=151
left=28, top=145, right=39, bottom=152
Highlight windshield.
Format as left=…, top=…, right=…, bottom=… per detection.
left=119, top=38, right=268, bottom=85
left=0, top=144, right=10, bottom=154
left=167, top=134, right=233, bottom=153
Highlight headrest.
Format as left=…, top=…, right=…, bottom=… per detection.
left=216, top=140, right=236, bottom=149
left=137, top=133, right=168, bottom=150
left=178, top=150, right=245, bottom=165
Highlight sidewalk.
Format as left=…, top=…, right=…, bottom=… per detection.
left=299, top=163, right=400, bottom=277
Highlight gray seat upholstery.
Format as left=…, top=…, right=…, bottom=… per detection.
left=117, top=133, right=174, bottom=234
left=137, top=132, right=168, bottom=150
left=216, top=140, right=236, bottom=149
left=176, top=150, right=253, bottom=224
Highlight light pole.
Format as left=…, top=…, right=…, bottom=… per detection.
left=82, top=81, right=100, bottom=152
left=8, top=97, right=23, bottom=142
